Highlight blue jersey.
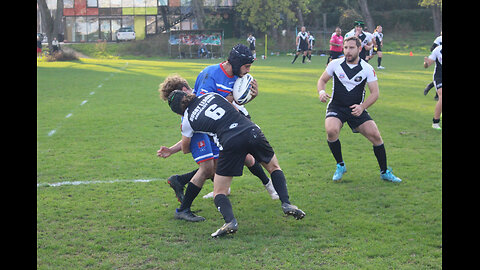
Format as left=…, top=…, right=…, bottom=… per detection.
left=193, top=62, right=238, bottom=98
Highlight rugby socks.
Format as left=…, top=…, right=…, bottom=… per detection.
left=433, top=118, right=440, bottom=124
left=178, top=182, right=201, bottom=212
left=378, top=57, right=382, bottom=67
left=214, top=194, right=235, bottom=223
left=328, top=139, right=344, bottom=166
left=270, top=170, right=291, bottom=204
left=177, top=169, right=198, bottom=186
left=302, top=55, right=306, bottom=63
left=292, top=54, right=298, bottom=63
left=247, top=160, right=270, bottom=185
left=373, top=143, right=387, bottom=174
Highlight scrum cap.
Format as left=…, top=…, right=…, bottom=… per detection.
left=167, top=90, right=187, bottom=115
left=228, top=44, right=254, bottom=76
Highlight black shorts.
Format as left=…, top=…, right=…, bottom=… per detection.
left=433, top=68, right=442, bottom=90
left=329, top=51, right=344, bottom=59
left=216, top=126, right=274, bottom=177
left=297, top=43, right=309, bottom=52
left=326, top=102, right=373, bottom=133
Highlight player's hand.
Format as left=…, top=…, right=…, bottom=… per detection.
left=157, top=146, right=172, bottom=158
left=250, top=79, right=258, bottom=98
left=350, top=104, right=364, bottom=117
left=319, top=91, right=331, bottom=103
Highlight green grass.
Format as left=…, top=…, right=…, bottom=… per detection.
left=37, top=54, right=441, bottom=269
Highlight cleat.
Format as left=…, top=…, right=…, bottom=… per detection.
left=203, top=188, right=230, bottom=199
left=380, top=167, right=402, bottom=183
left=432, top=123, right=441, bottom=130
left=167, top=175, right=185, bottom=203
left=281, top=203, right=306, bottom=220
left=174, top=208, right=205, bottom=222
left=264, top=179, right=279, bottom=200
left=377, top=66, right=385, bottom=69
left=211, top=218, right=238, bottom=238
left=332, top=163, right=346, bottom=181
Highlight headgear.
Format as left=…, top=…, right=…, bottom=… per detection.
left=228, top=44, right=254, bottom=76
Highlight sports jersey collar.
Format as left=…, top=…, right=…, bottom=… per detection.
left=220, top=62, right=235, bottom=78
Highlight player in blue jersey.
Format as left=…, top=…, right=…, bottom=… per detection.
left=157, top=45, right=278, bottom=222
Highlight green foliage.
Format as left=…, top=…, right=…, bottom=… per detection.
left=37, top=53, right=441, bottom=269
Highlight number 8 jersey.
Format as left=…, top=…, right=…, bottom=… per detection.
left=181, top=93, right=255, bottom=150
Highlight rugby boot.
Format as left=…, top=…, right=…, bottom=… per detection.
left=167, top=175, right=185, bottom=203
left=211, top=218, right=238, bottom=238
left=281, top=202, right=306, bottom=220
left=174, top=208, right=205, bottom=222
left=380, top=168, right=402, bottom=183
left=332, top=163, right=347, bottom=181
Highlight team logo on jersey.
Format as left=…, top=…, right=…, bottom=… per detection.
left=198, top=140, right=206, bottom=148
left=339, top=73, right=345, bottom=79
left=354, top=76, right=363, bottom=82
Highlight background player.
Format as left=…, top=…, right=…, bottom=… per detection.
left=423, top=44, right=442, bottom=130
left=291, top=26, right=309, bottom=64
left=247, top=33, right=256, bottom=60
left=317, top=36, right=402, bottom=183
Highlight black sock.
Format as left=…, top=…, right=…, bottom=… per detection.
left=292, top=54, right=298, bottom=63
left=178, top=182, right=201, bottom=211
left=270, top=170, right=290, bottom=204
left=177, top=169, right=198, bottom=186
left=302, top=55, right=306, bottom=63
left=328, top=139, right=344, bottom=165
left=432, top=118, right=440, bottom=124
left=373, top=144, right=387, bottom=174
left=214, top=194, right=235, bottom=223
left=378, top=57, right=382, bottom=67
left=247, top=161, right=270, bottom=185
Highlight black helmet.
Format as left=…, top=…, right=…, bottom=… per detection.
left=228, top=44, right=254, bottom=76
left=167, top=90, right=187, bottom=115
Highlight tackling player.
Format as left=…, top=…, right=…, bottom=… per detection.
left=166, top=90, right=305, bottom=237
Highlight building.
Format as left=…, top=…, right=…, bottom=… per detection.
left=38, top=0, right=237, bottom=43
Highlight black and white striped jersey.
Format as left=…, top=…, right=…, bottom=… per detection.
left=325, top=58, right=378, bottom=107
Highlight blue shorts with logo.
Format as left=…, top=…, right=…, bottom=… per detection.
left=190, top=133, right=219, bottom=164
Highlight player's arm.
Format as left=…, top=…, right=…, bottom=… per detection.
left=317, top=71, right=332, bottom=103
left=181, top=136, right=191, bottom=154
left=157, top=139, right=182, bottom=158
left=350, top=80, right=379, bottom=116
left=424, top=57, right=435, bottom=68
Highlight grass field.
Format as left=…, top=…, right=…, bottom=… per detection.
left=37, top=53, right=442, bottom=269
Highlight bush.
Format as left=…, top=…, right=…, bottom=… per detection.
left=46, top=50, right=79, bottom=62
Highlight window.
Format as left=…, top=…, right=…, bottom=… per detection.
left=87, top=0, right=98, bottom=8
left=64, top=0, right=74, bottom=8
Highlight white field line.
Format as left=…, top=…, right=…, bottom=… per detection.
left=37, top=178, right=163, bottom=188
left=46, top=62, right=129, bottom=137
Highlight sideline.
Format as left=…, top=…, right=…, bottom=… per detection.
left=37, top=178, right=164, bottom=188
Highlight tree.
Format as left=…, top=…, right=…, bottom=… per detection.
left=418, top=0, right=442, bottom=35
left=236, top=0, right=309, bottom=34
left=191, top=0, right=205, bottom=29
left=37, top=0, right=63, bottom=50
left=357, top=0, right=374, bottom=31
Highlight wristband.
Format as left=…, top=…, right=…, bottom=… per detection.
left=318, top=90, right=326, bottom=95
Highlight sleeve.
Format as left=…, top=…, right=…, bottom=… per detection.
left=428, top=46, right=440, bottom=61
left=366, top=65, right=378, bottom=82
left=180, top=115, right=194, bottom=138
left=325, top=60, right=337, bottom=76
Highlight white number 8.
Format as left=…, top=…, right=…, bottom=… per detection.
left=205, top=104, right=225, bottom=120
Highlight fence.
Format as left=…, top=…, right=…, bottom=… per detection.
left=168, top=29, right=224, bottom=59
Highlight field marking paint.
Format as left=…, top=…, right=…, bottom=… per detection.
left=46, top=61, right=129, bottom=137
left=37, top=178, right=163, bottom=188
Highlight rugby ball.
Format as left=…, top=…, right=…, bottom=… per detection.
left=232, top=74, right=253, bottom=105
